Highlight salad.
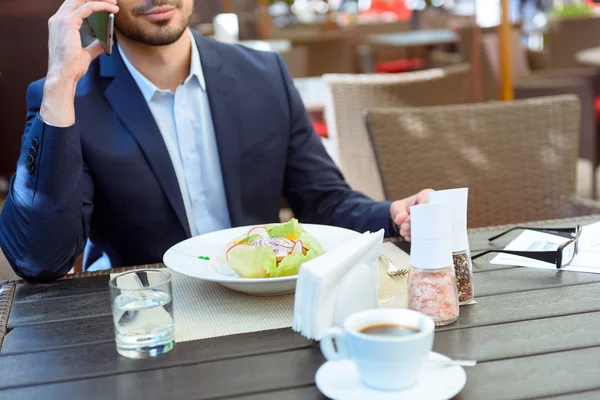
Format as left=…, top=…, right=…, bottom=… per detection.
left=225, top=219, right=323, bottom=278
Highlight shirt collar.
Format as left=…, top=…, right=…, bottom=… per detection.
left=118, top=29, right=206, bottom=103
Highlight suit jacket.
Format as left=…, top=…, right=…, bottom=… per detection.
left=0, top=31, right=394, bottom=281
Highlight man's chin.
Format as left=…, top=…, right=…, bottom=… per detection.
left=117, top=23, right=188, bottom=46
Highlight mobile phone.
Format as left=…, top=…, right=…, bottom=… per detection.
left=87, top=12, right=114, bottom=55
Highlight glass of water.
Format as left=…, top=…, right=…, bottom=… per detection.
left=109, top=269, right=175, bottom=359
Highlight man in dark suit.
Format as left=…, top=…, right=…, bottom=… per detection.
left=0, top=0, right=430, bottom=281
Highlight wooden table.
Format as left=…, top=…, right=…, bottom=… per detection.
left=576, top=46, right=600, bottom=67
left=1, top=215, right=600, bottom=399
left=366, top=29, right=459, bottom=49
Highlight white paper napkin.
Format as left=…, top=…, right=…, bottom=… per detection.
left=293, top=229, right=384, bottom=340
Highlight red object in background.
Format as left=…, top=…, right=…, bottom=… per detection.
left=594, top=96, right=600, bottom=122
left=312, top=120, right=328, bottom=138
left=363, top=0, right=412, bottom=20
left=375, top=57, right=427, bottom=73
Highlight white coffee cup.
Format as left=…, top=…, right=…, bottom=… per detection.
left=320, top=308, right=435, bottom=391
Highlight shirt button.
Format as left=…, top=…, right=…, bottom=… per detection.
left=29, top=147, right=37, bottom=158
left=31, top=138, right=39, bottom=150
left=25, top=155, right=35, bottom=166
left=26, top=164, right=35, bottom=174
left=192, top=194, right=200, bottom=202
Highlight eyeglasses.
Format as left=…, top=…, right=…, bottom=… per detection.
left=471, top=225, right=581, bottom=269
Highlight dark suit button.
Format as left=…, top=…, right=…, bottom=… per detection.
left=31, top=138, right=39, bottom=150
left=29, top=147, right=37, bottom=158
left=26, top=155, right=35, bottom=166
left=26, top=164, right=35, bottom=174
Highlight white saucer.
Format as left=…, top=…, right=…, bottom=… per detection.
left=315, top=352, right=466, bottom=400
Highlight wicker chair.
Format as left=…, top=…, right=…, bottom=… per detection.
left=546, top=15, right=600, bottom=70
left=365, top=95, right=600, bottom=228
left=323, top=64, right=471, bottom=201
left=481, top=30, right=600, bottom=197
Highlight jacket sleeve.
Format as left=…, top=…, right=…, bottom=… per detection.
left=274, top=55, right=396, bottom=236
left=0, top=81, right=94, bottom=281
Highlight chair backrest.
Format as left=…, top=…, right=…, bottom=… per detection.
left=547, top=15, right=600, bottom=69
left=458, top=23, right=524, bottom=101
left=365, top=95, right=580, bottom=227
left=323, top=64, right=471, bottom=201
left=481, top=29, right=532, bottom=82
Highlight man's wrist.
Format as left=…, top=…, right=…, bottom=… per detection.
left=40, top=75, right=77, bottom=127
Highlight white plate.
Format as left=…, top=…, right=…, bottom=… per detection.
left=315, top=352, right=467, bottom=400
left=163, top=224, right=360, bottom=295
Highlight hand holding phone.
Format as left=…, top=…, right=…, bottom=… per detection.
left=41, top=0, right=119, bottom=127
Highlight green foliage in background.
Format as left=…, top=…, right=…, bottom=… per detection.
left=549, top=3, right=595, bottom=17
left=268, top=0, right=294, bottom=6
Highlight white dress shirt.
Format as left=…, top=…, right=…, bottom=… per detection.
left=118, top=29, right=231, bottom=237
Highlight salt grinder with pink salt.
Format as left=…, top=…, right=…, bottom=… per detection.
left=408, top=202, right=459, bottom=326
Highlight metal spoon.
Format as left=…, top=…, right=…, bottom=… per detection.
left=427, top=359, right=477, bottom=367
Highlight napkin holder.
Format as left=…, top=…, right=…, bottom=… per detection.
left=332, top=263, right=378, bottom=328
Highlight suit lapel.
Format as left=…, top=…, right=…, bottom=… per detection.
left=194, top=32, right=243, bottom=226
left=99, top=51, right=192, bottom=237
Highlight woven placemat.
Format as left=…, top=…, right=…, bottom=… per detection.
left=112, top=243, right=410, bottom=342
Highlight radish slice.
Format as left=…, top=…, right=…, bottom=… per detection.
left=247, top=226, right=269, bottom=238
left=226, top=243, right=249, bottom=262
left=291, top=240, right=304, bottom=255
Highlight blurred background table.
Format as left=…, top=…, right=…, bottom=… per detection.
left=576, top=46, right=600, bottom=67
left=366, top=28, right=459, bottom=48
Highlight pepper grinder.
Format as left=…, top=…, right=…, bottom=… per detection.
left=408, top=201, right=459, bottom=326
left=429, top=188, right=475, bottom=305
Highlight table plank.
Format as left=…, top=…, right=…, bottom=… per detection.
left=0, top=347, right=325, bottom=400
left=456, top=347, right=600, bottom=400
left=238, top=386, right=325, bottom=399
left=434, top=311, right=600, bottom=362
left=472, top=266, right=600, bottom=297
left=13, top=276, right=109, bottom=303
left=2, top=315, right=114, bottom=354
left=548, top=391, right=600, bottom=400
left=7, top=292, right=111, bottom=328
left=438, top=281, right=600, bottom=332
left=0, top=329, right=314, bottom=389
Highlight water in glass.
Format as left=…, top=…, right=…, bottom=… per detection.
left=112, top=288, right=175, bottom=358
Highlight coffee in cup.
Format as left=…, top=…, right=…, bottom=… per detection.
left=320, top=308, right=434, bottom=391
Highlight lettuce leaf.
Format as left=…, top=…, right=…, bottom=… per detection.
left=298, top=232, right=323, bottom=256
left=265, top=249, right=319, bottom=278
left=227, top=245, right=275, bottom=278
left=267, top=218, right=302, bottom=240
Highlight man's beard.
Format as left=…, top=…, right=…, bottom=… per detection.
left=115, top=0, right=192, bottom=46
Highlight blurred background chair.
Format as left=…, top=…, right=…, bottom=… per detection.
left=323, top=63, right=471, bottom=201
left=366, top=95, right=600, bottom=228
left=546, top=14, right=600, bottom=69
left=481, top=29, right=600, bottom=198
